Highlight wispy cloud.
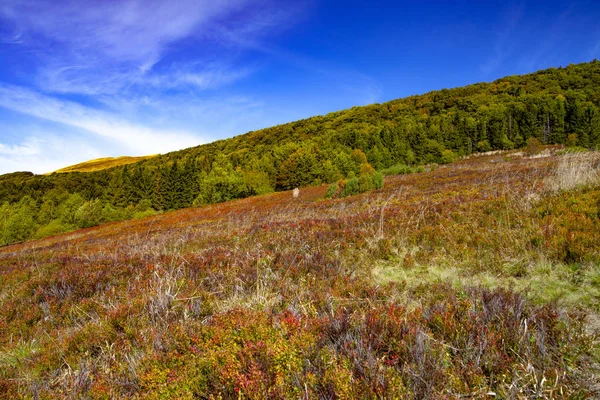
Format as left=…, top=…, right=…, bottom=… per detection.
left=0, top=133, right=105, bottom=174
left=0, top=83, right=204, bottom=155
left=146, top=62, right=256, bottom=91
left=0, top=138, right=38, bottom=156
left=0, top=30, right=24, bottom=44
left=0, top=0, right=260, bottom=94
left=480, top=5, right=523, bottom=76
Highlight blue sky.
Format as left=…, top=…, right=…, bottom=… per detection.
left=0, top=0, right=599, bottom=174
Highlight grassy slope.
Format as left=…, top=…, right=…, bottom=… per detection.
left=50, top=155, right=157, bottom=173
left=1, top=151, right=599, bottom=398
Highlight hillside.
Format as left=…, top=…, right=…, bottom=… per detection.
left=51, top=155, right=157, bottom=174
left=1, top=150, right=599, bottom=398
left=1, top=61, right=600, bottom=247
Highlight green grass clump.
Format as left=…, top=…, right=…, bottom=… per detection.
left=381, top=163, right=424, bottom=176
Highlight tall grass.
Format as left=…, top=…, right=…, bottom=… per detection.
left=546, top=151, right=600, bottom=192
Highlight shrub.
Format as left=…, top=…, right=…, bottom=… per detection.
left=34, top=219, right=74, bottom=239
left=342, top=178, right=360, bottom=197
left=3, top=199, right=36, bottom=243
left=525, top=137, right=543, bottom=155
left=325, top=183, right=339, bottom=199
left=327, top=163, right=384, bottom=200
left=372, top=171, right=384, bottom=189
left=477, top=140, right=492, bottom=152
left=75, top=199, right=104, bottom=228
left=381, top=164, right=424, bottom=176
left=440, top=149, right=457, bottom=164
left=566, top=133, right=578, bottom=147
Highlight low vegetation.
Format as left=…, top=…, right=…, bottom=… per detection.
left=1, top=150, right=599, bottom=398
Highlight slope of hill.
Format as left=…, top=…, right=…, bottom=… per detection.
left=1, top=151, right=599, bottom=398
left=1, top=61, right=600, bottom=247
left=50, top=155, right=157, bottom=174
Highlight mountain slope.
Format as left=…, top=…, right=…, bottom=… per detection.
left=1, top=61, right=600, bottom=246
left=1, top=150, right=599, bottom=398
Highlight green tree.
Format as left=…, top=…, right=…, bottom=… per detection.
left=75, top=199, right=104, bottom=228
left=197, top=155, right=246, bottom=204
left=3, top=196, right=37, bottom=243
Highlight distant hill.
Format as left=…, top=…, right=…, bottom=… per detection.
left=51, top=155, right=157, bottom=174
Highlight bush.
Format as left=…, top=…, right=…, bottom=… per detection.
left=133, top=209, right=157, bottom=220
left=327, top=164, right=384, bottom=200
left=525, top=137, right=543, bottom=155
left=3, top=207, right=36, bottom=243
left=477, top=140, right=492, bottom=152
left=325, top=183, right=339, bottom=199
left=440, top=149, right=457, bottom=164
left=372, top=171, right=384, bottom=189
left=342, top=178, right=360, bottom=197
left=135, top=199, right=153, bottom=213
left=381, top=164, right=424, bottom=176
left=500, top=135, right=514, bottom=150
left=75, top=199, right=104, bottom=228
left=34, top=219, right=74, bottom=239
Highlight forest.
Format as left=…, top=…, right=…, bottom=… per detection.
left=1, top=60, right=600, bottom=245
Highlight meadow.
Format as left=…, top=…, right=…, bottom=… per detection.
left=1, top=149, right=599, bottom=398
left=50, top=156, right=157, bottom=174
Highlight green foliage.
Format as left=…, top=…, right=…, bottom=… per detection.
left=3, top=61, right=600, bottom=245
left=372, top=171, right=384, bottom=189
left=33, top=219, right=74, bottom=239
left=75, top=199, right=104, bottom=228
left=58, top=193, right=86, bottom=225
left=325, top=183, right=339, bottom=199
left=440, top=149, right=457, bottom=164
left=276, top=146, right=322, bottom=190
left=341, top=177, right=360, bottom=197
left=329, top=163, right=384, bottom=199
left=566, top=133, right=579, bottom=147
left=197, top=156, right=246, bottom=204
left=242, top=171, right=273, bottom=196
left=525, top=137, right=543, bottom=155
left=2, top=197, right=37, bottom=244
left=477, top=140, right=492, bottom=152
left=381, top=164, right=424, bottom=176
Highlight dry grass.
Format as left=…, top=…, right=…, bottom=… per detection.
left=1, top=151, right=599, bottom=398
left=49, top=155, right=157, bottom=174
left=545, top=151, right=600, bottom=192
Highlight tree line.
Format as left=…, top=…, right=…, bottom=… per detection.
left=1, top=60, right=600, bottom=245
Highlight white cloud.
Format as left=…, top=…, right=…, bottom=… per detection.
left=0, top=138, right=39, bottom=156
left=0, top=0, right=260, bottom=95
left=1, top=0, right=250, bottom=63
left=146, top=62, right=256, bottom=91
left=0, top=128, right=113, bottom=174
left=0, top=83, right=205, bottom=156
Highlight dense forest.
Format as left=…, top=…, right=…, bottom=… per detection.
left=1, top=60, right=600, bottom=245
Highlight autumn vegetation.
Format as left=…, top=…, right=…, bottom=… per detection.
left=2, top=61, right=600, bottom=246
left=1, top=148, right=599, bottom=398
